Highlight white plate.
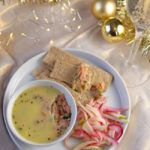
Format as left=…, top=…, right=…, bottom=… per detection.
left=3, top=49, right=130, bottom=150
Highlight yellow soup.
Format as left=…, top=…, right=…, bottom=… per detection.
left=12, top=86, right=61, bottom=143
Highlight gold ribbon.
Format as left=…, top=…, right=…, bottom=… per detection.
left=116, top=0, right=126, bottom=18
left=18, top=0, right=61, bottom=4
left=139, top=29, right=150, bottom=61
left=116, top=0, right=136, bottom=44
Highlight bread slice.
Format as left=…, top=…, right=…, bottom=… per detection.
left=43, top=47, right=82, bottom=68
left=43, top=47, right=113, bottom=91
left=32, top=63, right=51, bottom=79
left=50, top=60, right=77, bottom=86
left=89, top=65, right=113, bottom=91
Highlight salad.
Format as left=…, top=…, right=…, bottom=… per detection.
left=64, top=96, right=128, bottom=150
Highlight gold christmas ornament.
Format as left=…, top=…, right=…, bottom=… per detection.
left=92, top=0, right=116, bottom=20
left=101, top=17, right=125, bottom=43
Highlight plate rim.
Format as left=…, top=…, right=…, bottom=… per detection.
left=3, top=48, right=131, bottom=150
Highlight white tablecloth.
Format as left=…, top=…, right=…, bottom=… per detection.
left=0, top=0, right=150, bottom=150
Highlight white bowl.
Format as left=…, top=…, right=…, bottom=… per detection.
left=6, top=80, right=77, bottom=147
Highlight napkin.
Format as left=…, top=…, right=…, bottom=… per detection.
left=116, top=95, right=150, bottom=150
left=0, top=48, right=14, bottom=93
left=0, top=48, right=15, bottom=150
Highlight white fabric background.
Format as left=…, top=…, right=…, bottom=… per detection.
left=0, top=0, right=150, bottom=150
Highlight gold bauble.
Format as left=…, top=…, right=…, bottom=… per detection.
left=92, top=0, right=116, bottom=20
left=101, top=17, right=125, bottom=43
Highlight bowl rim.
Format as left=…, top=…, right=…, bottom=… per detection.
left=6, top=79, right=77, bottom=146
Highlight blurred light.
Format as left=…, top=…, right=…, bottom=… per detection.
left=70, top=8, right=75, bottom=12
left=67, top=0, right=71, bottom=6
left=44, top=18, right=49, bottom=23
left=77, top=25, right=81, bottom=30
left=46, top=28, right=50, bottom=31
left=21, top=32, right=27, bottom=37
left=72, top=17, right=76, bottom=21
left=77, top=11, right=82, bottom=20
left=6, top=32, right=14, bottom=46
left=33, top=10, right=39, bottom=21
left=61, top=6, right=65, bottom=10
left=63, top=3, right=69, bottom=9
left=50, top=40, right=54, bottom=45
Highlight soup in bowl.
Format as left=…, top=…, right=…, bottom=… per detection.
left=6, top=80, right=77, bottom=146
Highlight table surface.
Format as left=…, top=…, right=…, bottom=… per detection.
left=0, top=1, right=150, bottom=150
